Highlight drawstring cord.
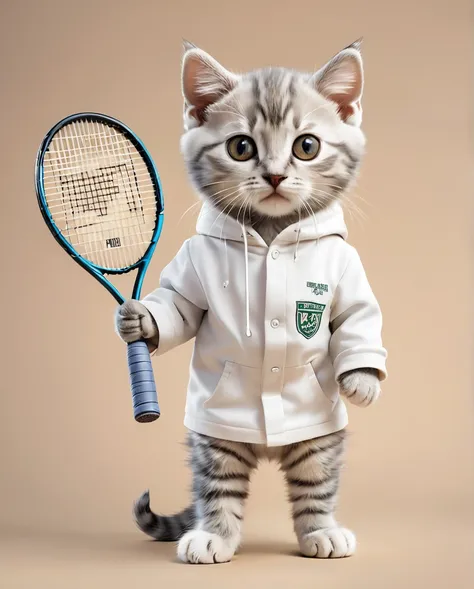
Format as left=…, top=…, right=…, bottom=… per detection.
left=227, top=224, right=302, bottom=338
left=294, top=225, right=301, bottom=261
left=223, top=238, right=229, bottom=288
left=241, top=224, right=252, bottom=337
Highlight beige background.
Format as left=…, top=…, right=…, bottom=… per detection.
left=1, top=0, right=473, bottom=587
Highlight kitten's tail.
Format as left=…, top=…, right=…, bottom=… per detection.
left=133, top=490, right=195, bottom=541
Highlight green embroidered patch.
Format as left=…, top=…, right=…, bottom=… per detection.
left=296, top=301, right=326, bottom=339
left=306, top=281, right=328, bottom=296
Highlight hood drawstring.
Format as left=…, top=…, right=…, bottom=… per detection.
left=241, top=225, right=252, bottom=338
left=223, top=238, right=229, bottom=288
left=294, top=225, right=302, bottom=262
left=230, top=223, right=303, bottom=338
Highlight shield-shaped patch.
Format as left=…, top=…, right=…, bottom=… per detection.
left=296, top=301, right=326, bottom=339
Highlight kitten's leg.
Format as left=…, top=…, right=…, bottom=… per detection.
left=280, top=429, right=356, bottom=558
left=177, top=432, right=257, bottom=564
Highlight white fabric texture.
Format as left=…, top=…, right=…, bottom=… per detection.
left=141, top=201, right=387, bottom=446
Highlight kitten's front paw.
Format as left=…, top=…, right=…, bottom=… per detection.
left=339, top=368, right=381, bottom=407
left=177, top=530, right=236, bottom=564
left=299, top=527, right=356, bottom=558
left=114, top=300, right=158, bottom=344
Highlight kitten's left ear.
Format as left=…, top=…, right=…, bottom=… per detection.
left=181, top=42, right=240, bottom=126
left=311, top=40, right=364, bottom=126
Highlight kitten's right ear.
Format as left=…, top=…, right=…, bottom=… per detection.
left=181, top=44, right=239, bottom=125
left=182, top=39, right=197, bottom=52
left=311, top=40, right=364, bottom=126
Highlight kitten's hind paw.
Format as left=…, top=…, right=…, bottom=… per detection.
left=299, top=527, right=356, bottom=558
left=177, top=530, right=237, bottom=564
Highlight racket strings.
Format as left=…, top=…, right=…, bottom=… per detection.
left=60, top=166, right=122, bottom=218
left=43, top=119, right=157, bottom=270
left=44, top=193, right=157, bottom=209
left=95, top=121, right=149, bottom=270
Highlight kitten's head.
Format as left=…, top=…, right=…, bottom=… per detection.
left=180, top=41, right=366, bottom=227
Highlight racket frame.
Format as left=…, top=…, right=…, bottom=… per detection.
left=35, top=112, right=164, bottom=304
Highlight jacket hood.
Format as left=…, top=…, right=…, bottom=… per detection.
left=195, top=200, right=348, bottom=245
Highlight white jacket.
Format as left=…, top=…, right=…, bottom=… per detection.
left=141, top=201, right=387, bottom=447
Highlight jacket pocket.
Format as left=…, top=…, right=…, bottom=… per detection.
left=282, top=363, right=335, bottom=428
left=203, top=361, right=262, bottom=430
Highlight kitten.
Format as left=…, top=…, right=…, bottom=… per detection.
left=115, top=40, right=386, bottom=563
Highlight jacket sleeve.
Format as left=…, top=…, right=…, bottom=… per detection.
left=329, top=246, right=388, bottom=381
left=140, top=239, right=207, bottom=356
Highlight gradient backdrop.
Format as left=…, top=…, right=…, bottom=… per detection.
left=1, top=0, right=473, bottom=587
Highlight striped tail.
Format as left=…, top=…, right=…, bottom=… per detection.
left=132, top=490, right=195, bottom=542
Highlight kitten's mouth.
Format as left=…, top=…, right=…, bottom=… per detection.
left=259, top=192, right=290, bottom=205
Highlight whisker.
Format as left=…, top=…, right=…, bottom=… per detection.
left=201, top=180, right=234, bottom=189
left=236, top=191, right=252, bottom=225
left=310, top=181, right=345, bottom=191
left=309, top=188, right=337, bottom=200
left=301, top=104, right=327, bottom=122
left=218, top=192, right=249, bottom=240
left=209, top=189, right=244, bottom=234
left=307, top=194, right=328, bottom=209
left=348, top=191, right=371, bottom=207
left=342, top=196, right=368, bottom=224
left=297, top=195, right=319, bottom=234
left=209, top=185, right=241, bottom=199
left=178, top=200, right=202, bottom=223
left=210, top=109, right=248, bottom=123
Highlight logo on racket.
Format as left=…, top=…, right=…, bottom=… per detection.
left=106, top=237, right=122, bottom=248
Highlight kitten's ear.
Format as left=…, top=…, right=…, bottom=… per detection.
left=311, top=40, right=364, bottom=126
left=181, top=44, right=239, bottom=125
left=182, top=39, right=197, bottom=53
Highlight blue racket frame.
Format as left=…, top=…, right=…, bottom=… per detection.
left=35, top=112, right=164, bottom=422
left=35, top=112, right=164, bottom=303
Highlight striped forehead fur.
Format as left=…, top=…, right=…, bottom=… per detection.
left=248, top=69, right=297, bottom=128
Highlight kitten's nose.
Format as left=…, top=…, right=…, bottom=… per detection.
left=263, top=174, right=287, bottom=189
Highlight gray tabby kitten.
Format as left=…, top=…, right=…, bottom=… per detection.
left=116, top=40, right=381, bottom=563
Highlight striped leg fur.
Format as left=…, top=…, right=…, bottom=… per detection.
left=280, top=429, right=356, bottom=558
left=177, top=432, right=257, bottom=564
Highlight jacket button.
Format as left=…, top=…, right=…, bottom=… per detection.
left=271, top=319, right=279, bottom=328
left=271, top=367, right=280, bottom=373
left=271, top=249, right=280, bottom=259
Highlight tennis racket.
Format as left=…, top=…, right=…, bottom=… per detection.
left=35, top=112, right=164, bottom=423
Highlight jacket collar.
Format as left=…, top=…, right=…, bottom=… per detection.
left=195, top=200, right=348, bottom=246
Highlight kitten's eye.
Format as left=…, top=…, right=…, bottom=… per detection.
left=292, top=135, right=321, bottom=161
left=226, top=135, right=257, bottom=161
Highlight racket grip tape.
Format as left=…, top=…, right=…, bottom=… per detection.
left=127, top=340, right=160, bottom=423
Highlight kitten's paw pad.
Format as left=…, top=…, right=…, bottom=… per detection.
left=299, top=527, right=356, bottom=558
left=177, top=530, right=236, bottom=564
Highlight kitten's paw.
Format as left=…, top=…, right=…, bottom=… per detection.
left=299, top=527, right=356, bottom=558
left=114, top=300, right=158, bottom=344
left=177, top=530, right=236, bottom=564
left=339, top=368, right=381, bottom=408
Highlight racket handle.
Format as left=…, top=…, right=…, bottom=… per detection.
left=127, top=340, right=160, bottom=423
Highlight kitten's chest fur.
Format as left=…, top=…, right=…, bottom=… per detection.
left=252, top=212, right=302, bottom=245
